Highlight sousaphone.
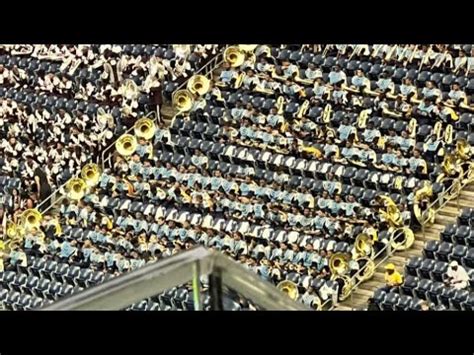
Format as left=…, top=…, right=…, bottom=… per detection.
left=20, top=209, right=43, bottom=231
left=329, top=252, right=350, bottom=276
left=66, top=178, right=88, bottom=201
left=390, top=226, right=415, bottom=251
left=134, top=117, right=156, bottom=141
left=330, top=274, right=355, bottom=301
left=187, top=75, right=211, bottom=97
left=115, top=134, right=138, bottom=157
left=224, top=46, right=246, bottom=68
left=277, top=280, right=299, bottom=301
left=172, top=89, right=194, bottom=112
left=81, top=163, right=101, bottom=187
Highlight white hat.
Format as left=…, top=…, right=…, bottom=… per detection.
left=449, top=260, right=458, bottom=268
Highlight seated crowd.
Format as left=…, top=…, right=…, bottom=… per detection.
left=372, top=207, right=474, bottom=311
left=0, top=44, right=222, bottom=234
left=1, top=44, right=473, bottom=311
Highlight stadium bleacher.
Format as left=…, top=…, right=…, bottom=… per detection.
left=1, top=44, right=473, bottom=310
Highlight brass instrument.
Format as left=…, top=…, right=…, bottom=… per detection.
left=276, top=96, right=286, bottom=115
left=81, top=163, right=101, bottom=188
left=20, top=209, right=43, bottom=232
left=390, top=226, right=415, bottom=251
left=408, top=118, right=417, bottom=139
left=299, top=145, right=323, bottom=159
left=276, top=280, right=299, bottom=301
left=224, top=46, right=246, bottom=68
left=413, top=180, right=435, bottom=226
left=238, top=45, right=258, bottom=52
left=444, top=124, right=453, bottom=145
left=393, top=176, right=404, bottom=191
left=355, top=256, right=376, bottom=282
left=322, top=104, right=332, bottom=124
left=134, top=118, right=156, bottom=141
left=433, top=121, right=443, bottom=140
left=357, top=109, right=370, bottom=129
left=296, top=100, right=310, bottom=119
left=436, top=153, right=459, bottom=183
left=379, top=196, right=403, bottom=228
left=455, top=138, right=471, bottom=161
left=172, top=89, right=194, bottom=113
left=187, top=75, right=211, bottom=97
left=354, top=233, right=374, bottom=258
left=331, top=274, right=355, bottom=301
left=234, top=72, right=245, bottom=89
left=329, top=252, right=350, bottom=276
left=66, top=178, right=88, bottom=201
left=115, top=134, right=138, bottom=157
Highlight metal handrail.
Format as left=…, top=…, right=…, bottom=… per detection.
left=42, top=247, right=308, bottom=311
left=100, top=110, right=157, bottom=170
left=325, top=169, right=472, bottom=310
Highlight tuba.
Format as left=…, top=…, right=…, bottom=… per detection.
left=224, top=46, right=246, bottom=68
left=408, top=118, right=417, bottom=139
left=172, top=89, right=194, bottom=112
left=81, top=163, right=101, bottom=188
left=277, top=280, right=299, bottom=301
left=6, top=221, right=24, bottom=240
left=444, top=124, right=453, bottom=145
left=455, top=138, right=471, bottom=161
left=322, top=104, right=332, bottom=124
left=134, top=118, right=156, bottom=141
left=66, top=178, right=88, bottom=201
left=413, top=180, right=434, bottom=225
left=354, top=233, right=374, bottom=258
left=296, top=100, right=310, bottom=119
left=357, top=109, right=370, bottom=129
left=187, top=75, right=211, bottom=97
left=115, top=134, right=138, bottom=157
left=390, top=226, right=415, bottom=251
left=20, top=209, right=43, bottom=231
left=329, top=252, right=350, bottom=276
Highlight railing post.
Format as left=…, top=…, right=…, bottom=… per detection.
left=192, top=261, right=202, bottom=311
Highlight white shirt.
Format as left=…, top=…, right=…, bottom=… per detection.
left=447, top=266, right=469, bottom=285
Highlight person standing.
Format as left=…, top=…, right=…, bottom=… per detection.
left=33, top=165, right=52, bottom=212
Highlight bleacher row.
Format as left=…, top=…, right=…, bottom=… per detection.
left=373, top=208, right=474, bottom=310
left=2, top=44, right=474, bottom=310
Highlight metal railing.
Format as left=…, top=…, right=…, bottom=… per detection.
left=174, top=46, right=228, bottom=92
left=42, top=247, right=308, bottom=311
left=36, top=46, right=228, bottom=217
left=324, top=169, right=473, bottom=310
left=100, top=110, right=158, bottom=170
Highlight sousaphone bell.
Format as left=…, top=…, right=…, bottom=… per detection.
left=134, top=118, right=156, bottom=141
left=277, top=280, right=299, bottom=301
left=187, top=75, right=211, bottom=96
left=172, top=89, right=194, bottom=112
left=81, top=163, right=101, bottom=187
left=66, top=178, right=88, bottom=201
left=115, top=134, right=138, bottom=157
left=224, top=46, right=246, bottom=68
left=20, top=209, right=43, bottom=231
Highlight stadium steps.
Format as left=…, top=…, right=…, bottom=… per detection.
left=334, top=183, right=473, bottom=311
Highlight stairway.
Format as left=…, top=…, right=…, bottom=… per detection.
left=333, top=183, right=474, bottom=311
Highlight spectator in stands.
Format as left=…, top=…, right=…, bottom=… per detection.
left=382, top=263, right=403, bottom=292
left=445, top=261, right=469, bottom=290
